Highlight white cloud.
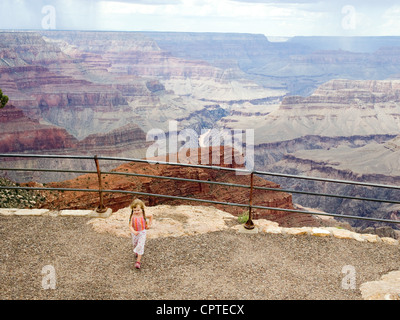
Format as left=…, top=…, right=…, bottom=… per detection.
left=98, top=1, right=160, bottom=14
left=380, top=5, right=400, bottom=33
left=95, top=0, right=329, bottom=35
left=99, top=0, right=318, bottom=19
left=1, top=0, right=400, bottom=36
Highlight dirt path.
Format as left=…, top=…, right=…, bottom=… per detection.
left=1, top=215, right=400, bottom=300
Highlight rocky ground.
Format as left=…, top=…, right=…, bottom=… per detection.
left=1, top=205, right=400, bottom=300
left=0, top=178, right=46, bottom=209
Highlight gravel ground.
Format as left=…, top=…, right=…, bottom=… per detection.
left=1, top=216, right=400, bottom=300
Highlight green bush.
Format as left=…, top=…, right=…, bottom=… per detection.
left=237, top=210, right=249, bottom=224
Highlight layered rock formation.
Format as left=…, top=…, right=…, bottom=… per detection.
left=0, top=30, right=291, bottom=186
left=219, top=79, right=400, bottom=174
left=226, top=79, right=400, bottom=231
left=247, top=79, right=400, bottom=145
left=0, top=104, right=149, bottom=182
left=0, top=104, right=149, bottom=155
left=267, top=136, right=400, bottom=230
left=0, top=32, right=131, bottom=139
left=281, top=135, right=400, bottom=182
left=0, top=31, right=287, bottom=161
left=4, top=31, right=400, bottom=160
left=39, top=31, right=286, bottom=134
left=0, top=105, right=77, bottom=152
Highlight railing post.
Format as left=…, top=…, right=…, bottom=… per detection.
left=94, top=155, right=107, bottom=213
left=244, top=171, right=255, bottom=230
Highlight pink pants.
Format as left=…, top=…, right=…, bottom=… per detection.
left=131, top=230, right=147, bottom=256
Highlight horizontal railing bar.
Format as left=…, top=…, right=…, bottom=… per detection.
left=0, top=186, right=99, bottom=193
left=1, top=185, right=400, bottom=225
left=0, top=154, right=95, bottom=160
left=0, top=185, right=249, bottom=209
left=253, top=185, right=400, bottom=205
left=253, top=170, right=400, bottom=190
left=0, top=167, right=251, bottom=189
left=250, top=204, right=400, bottom=225
left=0, top=153, right=250, bottom=174
left=0, top=167, right=97, bottom=174
left=102, top=170, right=251, bottom=189
left=96, top=155, right=250, bottom=174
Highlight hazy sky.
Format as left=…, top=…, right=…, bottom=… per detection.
left=2, top=0, right=400, bottom=37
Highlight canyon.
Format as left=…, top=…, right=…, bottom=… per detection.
left=242, top=80, right=400, bottom=231
left=3, top=31, right=400, bottom=231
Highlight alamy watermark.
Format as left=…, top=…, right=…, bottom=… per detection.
left=341, top=265, right=356, bottom=290
left=341, top=5, right=356, bottom=30
left=41, top=5, right=57, bottom=30
left=41, top=265, right=56, bottom=290
left=146, top=121, right=254, bottom=174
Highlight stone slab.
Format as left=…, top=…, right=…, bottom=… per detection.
left=0, top=208, right=50, bottom=216
left=237, top=225, right=259, bottom=234
left=59, top=209, right=95, bottom=217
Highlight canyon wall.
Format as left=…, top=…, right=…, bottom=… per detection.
left=233, top=79, right=400, bottom=230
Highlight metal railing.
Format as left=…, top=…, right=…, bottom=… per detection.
left=1, top=153, right=400, bottom=229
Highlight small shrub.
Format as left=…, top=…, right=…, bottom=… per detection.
left=238, top=210, right=249, bottom=224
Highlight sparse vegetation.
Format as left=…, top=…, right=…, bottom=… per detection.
left=0, top=177, right=46, bottom=208
left=237, top=210, right=249, bottom=224
left=0, top=89, right=8, bottom=109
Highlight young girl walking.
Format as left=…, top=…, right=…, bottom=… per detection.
left=129, top=198, right=153, bottom=269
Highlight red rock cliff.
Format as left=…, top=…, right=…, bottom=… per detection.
left=0, top=105, right=78, bottom=152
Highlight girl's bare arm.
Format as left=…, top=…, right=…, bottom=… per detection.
left=147, top=213, right=153, bottom=228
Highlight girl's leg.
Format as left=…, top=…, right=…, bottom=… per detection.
left=131, top=233, right=139, bottom=250
left=131, top=233, right=140, bottom=260
left=133, top=231, right=146, bottom=263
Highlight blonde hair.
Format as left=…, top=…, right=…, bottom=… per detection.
left=129, top=198, right=146, bottom=223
